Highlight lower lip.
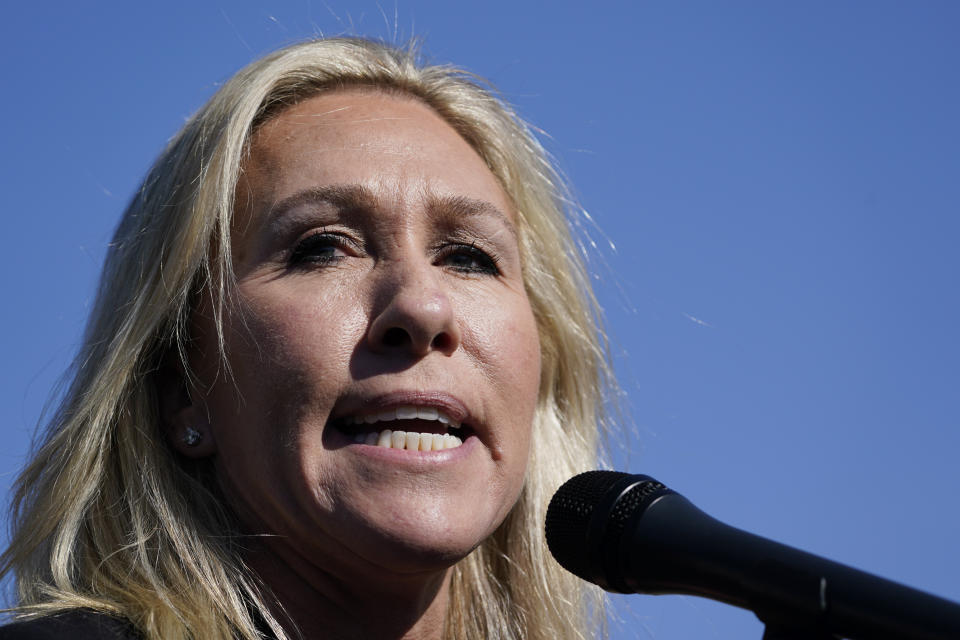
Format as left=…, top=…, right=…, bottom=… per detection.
left=344, top=432, right=479, bottom=465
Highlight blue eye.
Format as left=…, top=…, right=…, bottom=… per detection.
left=440, top=244, right=500, bottom=275
left=289, top=232, right=349, bottom=266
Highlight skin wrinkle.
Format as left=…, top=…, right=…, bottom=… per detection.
left=183, top=89, right=541, bottom=640
left=262, top=186, right=517, bottom=246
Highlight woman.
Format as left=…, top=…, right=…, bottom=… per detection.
left=1, top=37, right=611, bottom=640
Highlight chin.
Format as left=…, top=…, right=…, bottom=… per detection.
left=364, top=536, right=475, bottom=574
left=352, top=510, right=503, bottom=574
left=323, top=485, right=516, bottom=575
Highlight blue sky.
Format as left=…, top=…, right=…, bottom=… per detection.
left=2, top=2, right=958, bottom=638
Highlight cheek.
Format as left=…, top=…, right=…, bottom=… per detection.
left=203, top=285, right=367, bottom=441
left=243, top=281, right=366, bottom=372
left=461, top=289, right=541, bottom=469
left=467, top=290, right=541, bottom=394
left=507, top=299, right=542, bottom=459
left=196, top=287, right=370, bottom=519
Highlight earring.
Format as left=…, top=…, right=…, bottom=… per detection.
left=182, top=426, right=203, bottom=447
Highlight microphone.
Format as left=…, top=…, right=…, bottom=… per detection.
left=545, top=470, right=960, bottom=640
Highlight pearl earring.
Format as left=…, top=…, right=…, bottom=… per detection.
left=183, top=426, right=203, bottom=447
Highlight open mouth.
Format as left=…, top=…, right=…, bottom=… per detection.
left=333, top=405, right=471, bottom=451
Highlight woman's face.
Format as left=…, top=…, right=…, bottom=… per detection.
left=190, top=90, right=541, bottom=574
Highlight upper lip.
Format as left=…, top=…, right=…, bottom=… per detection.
left=330, top=390, right=472, bottom=426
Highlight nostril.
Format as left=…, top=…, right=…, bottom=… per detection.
left=431, top=333, right=454, bottom=352
left=382, top=327, right=410, bottom=348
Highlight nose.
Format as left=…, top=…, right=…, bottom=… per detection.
left=366, top=264, right=462, bottom=358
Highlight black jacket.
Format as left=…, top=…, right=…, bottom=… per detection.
left=0, top=611, right=141, bottom=640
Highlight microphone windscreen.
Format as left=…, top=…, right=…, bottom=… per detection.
left=545, top=470, right=667, bottom=587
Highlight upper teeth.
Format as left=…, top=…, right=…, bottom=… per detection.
left=341, top=406, right=461, bottom=429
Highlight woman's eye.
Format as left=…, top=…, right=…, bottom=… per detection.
left=439, top=244, right=500, bottom=275
left=289, top=232, right=350, bottom=266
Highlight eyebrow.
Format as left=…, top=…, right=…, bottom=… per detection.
left=265, top=184, right=517, bottom=239
left=266, top=184, right=379, bottom=221
left=426, top=194, right=517, bottom=240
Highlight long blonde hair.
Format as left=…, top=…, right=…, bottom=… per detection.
left=2, top=37, right=612, bottom=640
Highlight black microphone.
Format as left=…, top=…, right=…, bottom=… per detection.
left=545, top=470, right=960, bottom=640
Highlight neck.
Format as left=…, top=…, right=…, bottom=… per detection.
left=244, top=537, right=452, bottom=640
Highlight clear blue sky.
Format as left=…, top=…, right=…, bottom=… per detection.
left=2, top=2, right=958, bottom=638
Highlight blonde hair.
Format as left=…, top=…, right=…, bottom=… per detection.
left=2, top=38, right=611, bottom=640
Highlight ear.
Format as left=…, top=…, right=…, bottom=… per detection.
left=157, top=360, right=217, bottom=458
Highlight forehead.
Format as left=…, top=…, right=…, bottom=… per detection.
left=236, top=89, right=515, bottom=229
